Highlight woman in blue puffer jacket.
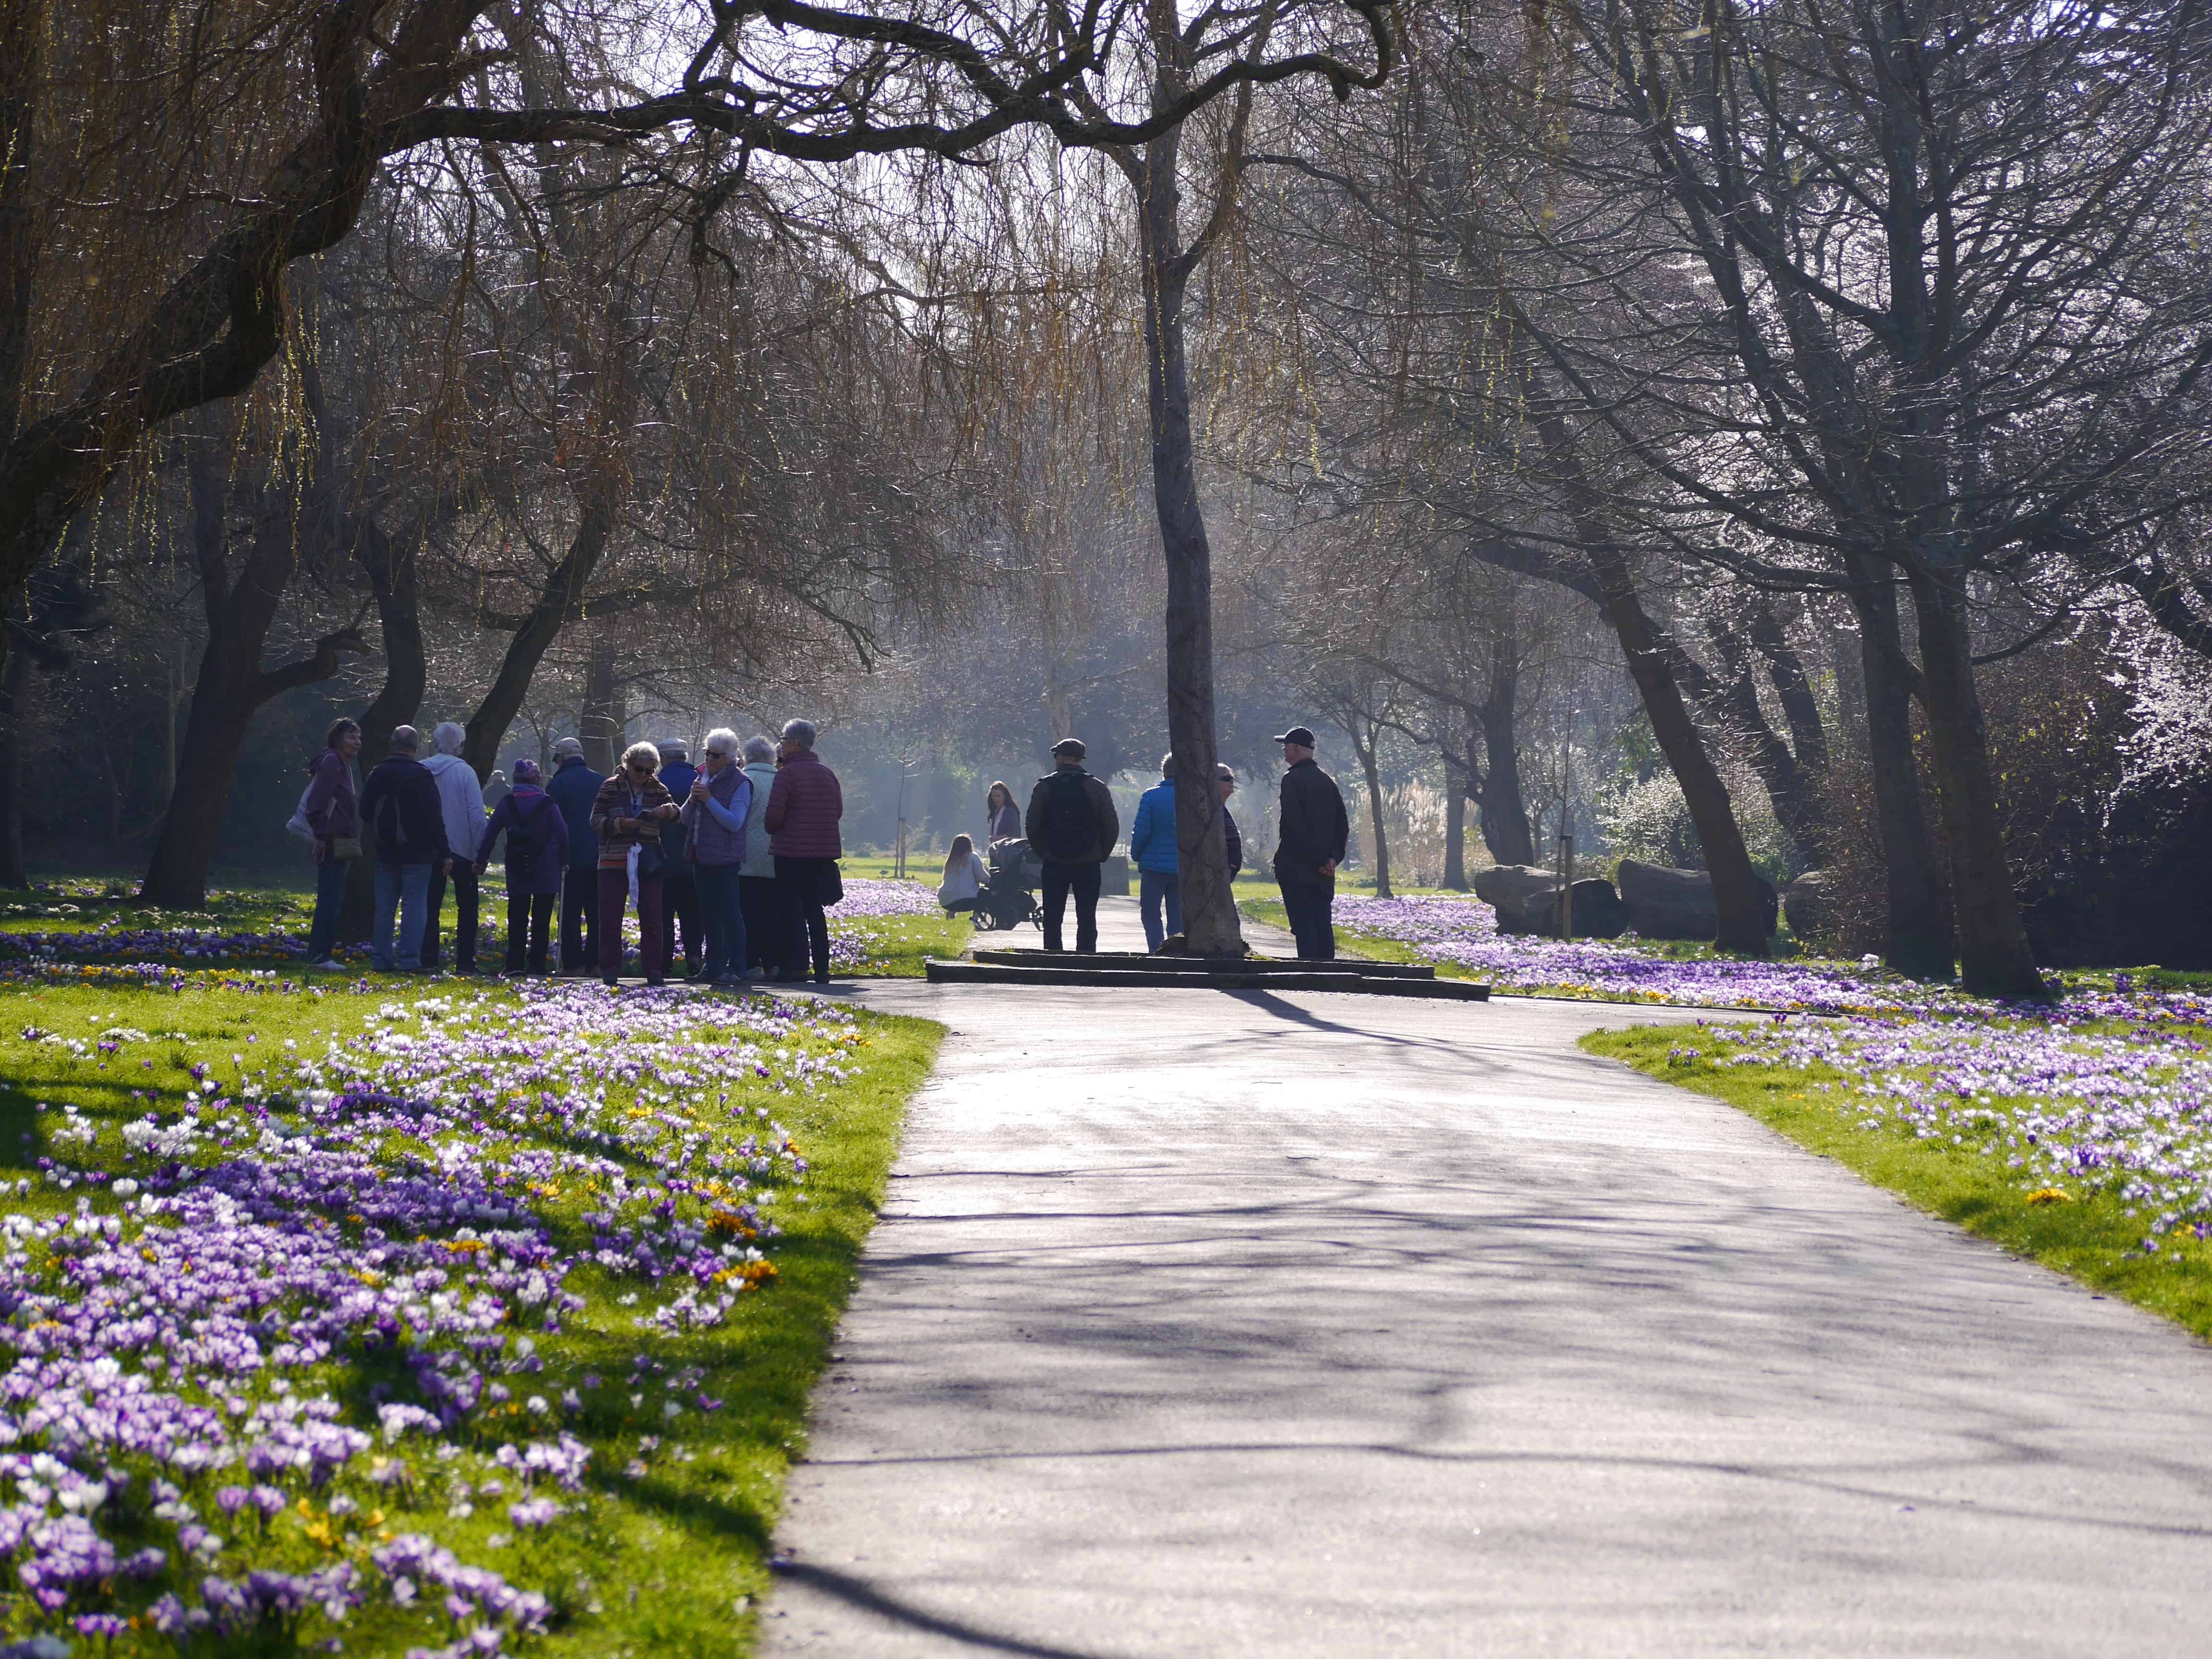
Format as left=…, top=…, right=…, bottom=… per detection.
left=1128, top=754, right=1181, bottom=951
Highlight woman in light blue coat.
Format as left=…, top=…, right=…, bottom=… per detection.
left=737, top=736, right=783, bottom=976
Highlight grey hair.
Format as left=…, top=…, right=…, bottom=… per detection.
left=742, top=735, right=777, bottom=764
left=620, top=740, right=661, bottom=771
left=551, top=736, right=584, bottom=762
left=703, top=727, right=742, bottom=759
left=780, top=718, right=817, bottom=750
left=388, top=724, right=421, bottom=755
left=657, top=739, right=688, bottom=762
left=1160, top=752, right=1175, bottom=778
left=432, top=721, right=466, bottom=756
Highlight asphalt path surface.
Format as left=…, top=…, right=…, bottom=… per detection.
left=761, top=898, right=2212, bottom=1656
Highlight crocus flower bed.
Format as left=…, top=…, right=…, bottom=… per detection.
left=0, top=878, right=954, bottom=982
left=0, top=929, right=365, bottom=970
left=1323, top=894, right=2039, bottom=1014
left=0, top=975, right=942, bottom=1654
left=1679, top=1008, right=2212, bottom=1254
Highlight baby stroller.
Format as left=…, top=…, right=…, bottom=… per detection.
left=974, top=837, right=1045, bottom=933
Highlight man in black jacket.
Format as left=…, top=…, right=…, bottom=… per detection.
left=545, top=737, right=604, bottom=974
left=1271, top=726, right=1350, bottom=960
left=1024, top=737, right=1120, bottom=953
left=358, top=725, right=452, bottom=972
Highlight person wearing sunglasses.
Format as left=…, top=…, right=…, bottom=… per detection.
left=590, top=741, right=682, bottom=986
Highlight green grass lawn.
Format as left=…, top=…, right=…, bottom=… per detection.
left=836, top=911, right=972, bottom=976
left=1582, top=1022, right=2212, bottom=1343
left=0, top=971, right=942, bottom=1653
left=0, top=880, right=318, bottom=937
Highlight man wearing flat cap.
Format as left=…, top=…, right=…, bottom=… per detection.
left=1272, top=726, right=1349, bottom=960
left=1025, top=737, right=1120, bottom=953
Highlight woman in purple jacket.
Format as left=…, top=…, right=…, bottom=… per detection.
left=302, top=719, right=362, bottom=969
left=681, top=728, right=755, bottom=985
left=475, top=758, right=570, bottom=974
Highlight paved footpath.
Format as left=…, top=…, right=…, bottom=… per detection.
left=763, top=900, right=2212, bottom=1656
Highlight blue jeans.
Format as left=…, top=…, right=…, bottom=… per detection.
left=373, top=862, right=435, bottom=971
left=695, top=862, right=747, bottom=979
left=1139, top=869, right=1181, bottom=951
left=306, top=851, right=350, bottom=961
left=1279, top=883, right=1335, bottom=960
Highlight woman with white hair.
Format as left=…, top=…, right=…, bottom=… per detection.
left=590, top=740, right=680, bottom=986
left=680, top=727, right=754, bottom=984
left=421, top=721, right=489, bottom=972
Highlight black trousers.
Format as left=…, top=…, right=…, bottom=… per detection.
left=559, top=866, right=599, bottom=974
left=1041, top=860, right=1101, bottom=953
left=738, top=874, right=779, bottom=973
left=1279, top=882, right=1336, bottom=960
left=773, top=855, right=836, bottom=981
left=661, top=869, right=702, bottom=972
left=505, top=891, right=556, bottom=973
left=421, top=864, right=479, bottom=972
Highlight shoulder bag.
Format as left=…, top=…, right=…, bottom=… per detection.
left=630, top=788, right=666, bottom=878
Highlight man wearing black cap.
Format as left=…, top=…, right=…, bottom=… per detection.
left=1024, top=737, right=1120, bottom=953
left=1272, top=726, right=1350, bottom=960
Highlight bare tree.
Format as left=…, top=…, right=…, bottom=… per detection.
left=1465, top=0, right=2212, bottom=994
left=1049, top=0, right=1394, bottom=954
left=0, top=0, right=1395, bottom=672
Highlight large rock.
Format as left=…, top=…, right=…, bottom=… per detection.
left=1472, top=865, right=1560, bottom=914
left=1495, top=877, right=1629, bottom=939
left=1616, top=858, right=1779, bottom=940
left=1782, top=868, right=1834, bottom=942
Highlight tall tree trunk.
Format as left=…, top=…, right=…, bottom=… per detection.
left=1749, top=602, right=1830, bottom=781
left=1475, top=650, right=1535, bottom=866
left=1134, top=119, right=1239, bottom=955
left=0, top=2, right=37, bottom=696
left=343, top=514, right=428, bottom=941
left=1441, top=746, right=1468, bottom=889
left=462, top=497, right=615, bottom=782
left=0, top=0, right=38, bottom=454
left=1526, top=405, right=1767, bottom=950
left=1906, top=568, right=2043, bottom=998
left=579, top=634, right=619, bottom=774
left=1475, top=726, right=1534, bottom=866
left=1845, top=562, right=1953, bottom=979
left=1687, top=624, right=1833, bottom=868
left=144, top=655, right=263, bottom=908
left=141, top=437, right=367, bottom=908
left=1352, top=723, right=1392, bottom=897
left=1592, top=553, right=1768, bottom=952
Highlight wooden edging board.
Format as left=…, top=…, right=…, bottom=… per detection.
left=965, top=949, right=1435, bottom=980
left=925, top=960, right=1490, bottom=1000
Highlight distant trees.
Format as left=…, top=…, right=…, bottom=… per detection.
left=0, top=0, right=1397, bottom=667
left=1217, top=0, right=2212, bottom=986
left=1462, top=0, right=2212, bottom=993
left=6, top=0, right=2206, bottom=975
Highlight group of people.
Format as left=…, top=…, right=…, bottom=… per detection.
left=300, top=717, right=845, bottom=986
left=938, top=724, right=1350, bottom=960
